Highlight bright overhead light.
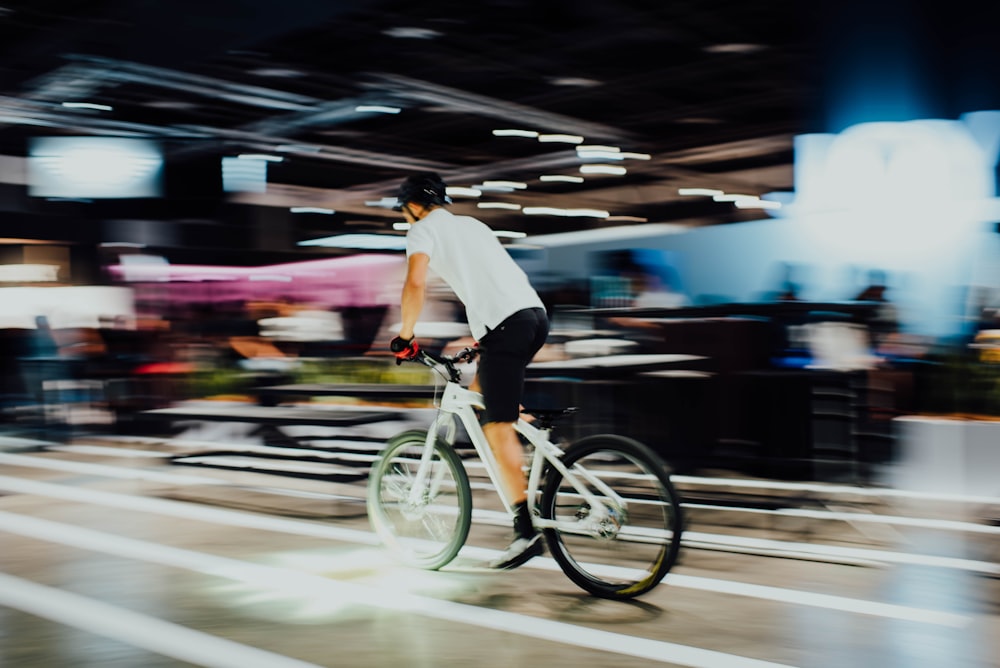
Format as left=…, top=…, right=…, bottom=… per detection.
left=678, top=188, right=724, bottom=196
left=538, top=134, right=584, bottom=144
left=575, top=146, right=649, bottom=160
left=289, top=207, right=335, bottom=214
left=365, top=197, right=399, bottom=208
left=62, top=102, right=113, bottom=111
left=734, top=199, right=782, bottom=210
left=298, top=234, right=406, bottom=250
left=480, top=180, right=527, bottom=190
left=704, top=43, right=765, bottom=54
left=237, top=153, right=284, bottom=162
left=712, top=193, right=757, bottom=202
left=393, top=222, right=411, bottom=231
left=492, top=129, right=538, bottom=138
left=355, top=105, right=401, bottom=114
left=522, top=207, right=609, bottom=218
left=576, top=151, right=625, bottom=161
left=494, top=230, right=527, bottom=238
left=477, top=202, right=522, bottom=210
left=383, top=26, right=442, bottom=40
left=579, top=165, right=626, bottom=175
left=445, top=186, right=482, bottom=197
left=548, top=77, right=601, bottom=87
left=539, top=175, right=584, bottom=183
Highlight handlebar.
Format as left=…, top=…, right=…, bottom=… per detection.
left=400, top=345, right=480, bottom=383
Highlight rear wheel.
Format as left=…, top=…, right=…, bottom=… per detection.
left=367, top=429, right=472, bottom=570
left=540, top=435, right=683, bottom=599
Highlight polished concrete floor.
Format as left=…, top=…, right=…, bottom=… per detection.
left=1, top=416, right=998, bottom=668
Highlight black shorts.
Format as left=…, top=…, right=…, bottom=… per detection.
left=477, top=307, right=549, bottom=423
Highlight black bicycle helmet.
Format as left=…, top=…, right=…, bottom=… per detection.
left=392, top=172, right=452, bottom=211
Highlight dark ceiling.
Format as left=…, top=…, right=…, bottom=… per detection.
left=0, top=0, right=996, bottom=263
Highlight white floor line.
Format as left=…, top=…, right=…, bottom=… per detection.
left=0, top=475, right=971, bottom=627
left=0, top=572, right=322, bottom=668
left=683, top=502, right=1000, bottom=535
left=0, top=510, right=798, bottom=668
left=683, top=531, right=1000, bottom=575
left=0, top=451, right=227, bottom=486
left=45, top=444, right=170, bottom=458
left=672, top=474, right=1000, bottom=506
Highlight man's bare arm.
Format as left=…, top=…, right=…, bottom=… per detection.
left=398, top=252, right=430, bottom=340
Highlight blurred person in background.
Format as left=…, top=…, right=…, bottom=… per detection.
left=389, top=172, right=549, bottom=570
left=852, top=269, right=899, bottom=351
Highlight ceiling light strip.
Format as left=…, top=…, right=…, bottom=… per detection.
left=580, top=165, right=626, bottom=175
left=539, top=175, right=584, bottom=183
left=477, top=202, right=522, bottom=210
left=522, top=207, right=609, bottom=218
left=493, top=129, right=538, bottom=138
left=354, top=105, right=401, bottom=114
left=538, top=134, right=584, bottom=144
left=289, top=207, right=335, bottom=214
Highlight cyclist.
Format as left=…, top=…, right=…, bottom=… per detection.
left=389, top=172, right=550, bottom=570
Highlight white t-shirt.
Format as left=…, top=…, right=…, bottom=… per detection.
left=406, top=208, right=544, bottom=340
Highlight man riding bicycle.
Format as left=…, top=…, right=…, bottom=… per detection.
left=389, top=172, right=550, bottom=570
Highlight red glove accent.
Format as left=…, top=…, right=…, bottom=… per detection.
left=390, top=336, right=419, bottom=361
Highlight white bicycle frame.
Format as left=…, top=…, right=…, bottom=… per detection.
left=408, top=375, right=626, bottom=531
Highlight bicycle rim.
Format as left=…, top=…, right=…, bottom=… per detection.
left=540, top=435, right=683, bottom=599
left=367, top=430, right=472, bottom=570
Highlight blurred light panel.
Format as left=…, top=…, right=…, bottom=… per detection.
left=538, top=134, right=584, bottom=144
left=237, top=153, right=284, bottom=162
left=298, top=234, right=406, bottom=250
left=222, top=157, right=267, bottom=193
left=522, top=207, right=609, bottom=218
left=355, top=105, right=401, bottom=114
left=28, top=137, right=163, bottom=199
left=365, top=197, right=399, bottom=208
left=479, top=181, right=527, bottom=191
left=580, top=165, right=626, bottom=175
left=734, top=198, right=782, bottom=210
left=576, top=150, right=625, bottom=160
left=712, top=193, right=758, bottom=202
left=492, top=129, right=538, bottom=138
left=289, top=207, right=334, bottom=214
left=445, top=186, right=482, bottom=197
left=540, top=175, right=584, bottom=183
left=477, top=202, right=522, bottom=210
left=61, top=102, right=113, bottom=111
left=678, top=188, right=723, bottom=196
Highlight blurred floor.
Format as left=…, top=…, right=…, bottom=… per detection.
left=0, top=428, right=998, bottom=668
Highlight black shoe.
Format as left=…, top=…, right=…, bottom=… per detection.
left=489, top=533, right=544, bottom=570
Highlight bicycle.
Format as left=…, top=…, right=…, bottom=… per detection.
left=366, top=346, right=684, bottom=599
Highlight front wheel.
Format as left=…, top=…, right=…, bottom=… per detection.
left=367, top=429, right=472, bottom=570
left=540, top=435, right=683, bottom=599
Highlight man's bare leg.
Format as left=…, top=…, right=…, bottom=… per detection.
left=482, top=421, right=527, bottom=504
left=483, top=420, right=543, bottom=568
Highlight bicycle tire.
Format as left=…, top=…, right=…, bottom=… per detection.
left=540, top=435, right=683, bottom=599
left=367, top=429, right=472, bottom=570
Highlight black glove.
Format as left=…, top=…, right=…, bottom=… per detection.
left=390, top=336, right=419, bottom=362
